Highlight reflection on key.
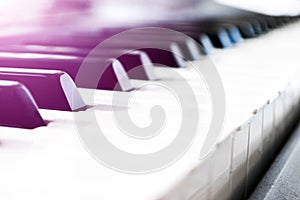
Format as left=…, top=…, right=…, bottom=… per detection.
left=0, top=80, right=45, bottom=129
left=0, top=68, right=86, bottom=111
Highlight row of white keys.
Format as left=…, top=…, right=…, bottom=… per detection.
left=162, top=22, right=300, bottom=199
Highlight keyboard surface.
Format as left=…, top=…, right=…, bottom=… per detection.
left=0, top=14, right=299, bottom=199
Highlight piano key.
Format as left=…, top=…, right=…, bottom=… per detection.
left=256, top=18, right=269, bottom=32
left=289, top=16, right=297, bottom=23
left=133, top=32, right=197, bottom=61
left=0, top=80, right=45, bottom=129
left=210, top=136, right=232, bottom=199
left=166, top=30, right=210, bottom=55
left=0, top=2, right=298, bottom=199
left=0, top=45, right=157, bottom=81
left=199, top=34, right=215, bottom=54
left=35, top=35, right=187, bottom=68
left=199, top=18, right=257, bottom=39
left=103, top=27, right=198, bottom=62
left=71, top=48, right=157, bottom=80
left=0, top=68, right=86, bottom=111
left=285, top=16, right=294, bottom=24
left=140, top=47, right=186, bottom=68
left=0, top=52, right=133, bottom=91
left=249, top=19, right=263, bottom=35
left=17, top=29, right=190, bottom=68
left=222, top=24, right=244, bottom=44
left=75, top=58, right=133, bottom=91
left=169, top=22, right=234, bottom=49
left=281, top=16, right=290, bottom=25
left=208, top=28, right=233, bottom=48
left=179, top=21, right=243, bottom=45
left=265, top=17, right=278, bottom=29
left=117, top=51, right=157, bottom=80
left=275, top=17, right=285, bottom=27
left=110, top=47, right=186, bottom=68
left=229, top=21, right=256, bottom=38
left=0, top=17, right=299, bottom=200
left=156, top=22, right=224, bottom=52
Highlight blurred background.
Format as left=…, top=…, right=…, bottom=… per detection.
left=0, top=0, right=299, bottom=28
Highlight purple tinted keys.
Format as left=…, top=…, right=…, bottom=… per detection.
left=0, top=80, right=46, bottom=129
left=0, top=46, right=156, bottom=81
left=84, top=49, right=156, bottom=80
left=0, top=52, right=133, bottom=91
left=0, top=68, right=86, bottom=111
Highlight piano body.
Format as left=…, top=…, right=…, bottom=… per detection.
left=0, top=0, right=300, bottom=199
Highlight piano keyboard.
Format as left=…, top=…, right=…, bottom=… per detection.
left=0, top=2, right=300, bottom=199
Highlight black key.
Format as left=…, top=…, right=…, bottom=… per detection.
left=219, top=24, right=244, bottom=43
left=275, top=17, right=285, bottom=27
left=77, top=48, right=157, bottom=80
left=207, top=28, right=233, bottom=48
left=101, top=38, right=187, bottom=68
left=256, top=18, right=269, bottom=32
left=238, top=21, right=256, bottom=38
left=0, top=68, right=86, bottom=111
left=265, top=17, right=278, bottom=29
left=0, top=52, right=133, bottom=91
left=199, top=34, right=215, bottom=54
left=249, top=19, right=263, bottom=35
left=20, top=30, right=188, bottom=68
left=0, top=80, right=46, bottom=129
left=0, top=46, right=157, bottom=80
left=117, top=51, right=157, bottom=80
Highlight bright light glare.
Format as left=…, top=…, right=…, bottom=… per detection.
left=216, top=0, right=300, bottom=16
left=0, top=52, right=77, bottom=60
left=0, top=0, right=50, bottom=24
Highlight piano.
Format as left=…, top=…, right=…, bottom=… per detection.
left=0, top=0, right=299, bottom=199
